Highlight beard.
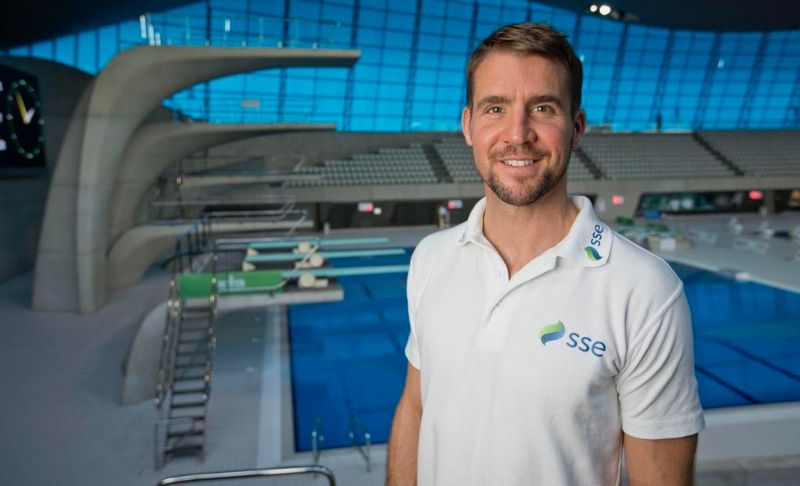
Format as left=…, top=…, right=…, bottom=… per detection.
left=481, top=144, right=570, bottom=207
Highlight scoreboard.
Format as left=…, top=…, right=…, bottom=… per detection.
left=0, top=65, right=46, bottom=174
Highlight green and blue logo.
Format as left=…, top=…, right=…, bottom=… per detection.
left=539, top=320, right=608, bottom=357
left=584, top=246, right=602, bottom=261
left=539, top=321, right=566, bottom=345
left=585, top=224, right=605, bottom=261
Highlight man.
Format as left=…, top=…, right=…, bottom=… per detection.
left=387, top=23, right=704, bottom=485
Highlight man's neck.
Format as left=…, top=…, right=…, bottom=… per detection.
left=482, top=187, right=578, bottom=278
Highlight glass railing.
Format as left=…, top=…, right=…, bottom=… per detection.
left=134, top=9, right=347, bottom=50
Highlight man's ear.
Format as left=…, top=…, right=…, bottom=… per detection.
left=461, top=106, right=473, bottom=146
left=571, top=109, right=586, bottom=150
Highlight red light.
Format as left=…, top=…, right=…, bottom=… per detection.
left=749, top=190, right=763, bottom=201
left=447, top=199, right=463, bottom=210
left=611, top=195, right=624, bottom=206
left=357, top=202, right=374, bottom=212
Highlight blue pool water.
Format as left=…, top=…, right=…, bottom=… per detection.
left=287, top=253, right=800, bottom=452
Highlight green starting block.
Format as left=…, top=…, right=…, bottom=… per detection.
left=178, top=264, right=409, bottom=299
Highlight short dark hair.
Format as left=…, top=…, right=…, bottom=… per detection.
left=466, top=23, right=583, bottom=114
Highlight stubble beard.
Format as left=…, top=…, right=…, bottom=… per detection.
left=481, top=147, right=571, bottom=207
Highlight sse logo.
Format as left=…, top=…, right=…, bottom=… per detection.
left=539, top=321, right=607, bottom=357
left=584, top=224, right=604, bottom=262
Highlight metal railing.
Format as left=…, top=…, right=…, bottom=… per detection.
left=153, top=198, right=316, bottom=468
left=157, top=465, right=336, bottom=485
left=348, top=416, right=372, bottom=472
left=311, top=417, right=325, bottom=466
left=154, top=214, right=220, bottom=468
left=151, top=195, right=302, bottom=223
left=163, top=154, right=307, bottom=178
left=154, top=280, right=181, bottom=409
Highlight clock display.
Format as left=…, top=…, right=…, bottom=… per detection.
left=0, top=65, right=46, bottom=172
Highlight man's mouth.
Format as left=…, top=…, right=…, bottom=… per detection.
left=501, top=158, right=537, bottom=167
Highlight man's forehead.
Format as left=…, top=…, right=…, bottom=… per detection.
left=474, top=51, right=568, bottom=82
left=472, top=51, right=571, bottom=100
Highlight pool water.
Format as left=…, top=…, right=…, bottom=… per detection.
left=288, top=253, right=800, bottom=452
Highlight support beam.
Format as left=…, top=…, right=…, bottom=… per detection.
left=649, top=29, right=675, bottom=128
left=693, top=32, right=722, bottom=129
left=736, top=32, right=769, bottom=128
left=402, top=0, right=424, bottom=131
left=342, top=0, right=360, bottom=130
left=604, top=23, right=630, bottom=125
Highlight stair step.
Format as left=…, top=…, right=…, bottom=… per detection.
left=172, top=387, right=207, bottom=395
left=178, top=337, right=209, bottom=344
left=175, top=358, right=209, bottom=367
left=173, top=374, right=208, bottom=382
left=177, top=333, right=210, bottom=342
left=164, top=444, right=203, bottom=455
left=182, top=308, right=211, bottom=316
left=167, top=429, right=204, bottom=439
left=171, top=400, right=207, bottom=409
left=175, top=352, right=211, bottom=360
left=180, top=323, right=211, bottom=331
left=169, top=414, right=206, bottom=422
left=175, top=362, right=208, bottom=369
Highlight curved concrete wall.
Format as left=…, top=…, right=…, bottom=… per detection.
left=33, top=46, right=360, bottom=312
left=109, top=123, right=335, bottom=246
left=121, top=301, right=168, bottom=405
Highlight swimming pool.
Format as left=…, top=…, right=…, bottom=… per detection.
left=287, top=252, right=800, bottom=452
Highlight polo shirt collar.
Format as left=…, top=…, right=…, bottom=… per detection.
left=455, top=197, right=488, bottom=246
left=454, top=195, right=613, bottom=267
left=553, top=195, right=613, bottom=267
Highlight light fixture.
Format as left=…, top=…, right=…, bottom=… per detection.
left=599, top=4, right=612, bottom=16
left=589, top=4, right=598, bottom=12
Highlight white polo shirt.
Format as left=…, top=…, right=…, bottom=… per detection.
left=405, top=196, right=704, bottom=486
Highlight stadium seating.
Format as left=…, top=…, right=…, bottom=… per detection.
left=579, top=133, right=734, bottom=179
left=284, top=130, right=798, bottom=187
left=286, top=144, right=438, bottom=187
left=699, top=130, right=800, bottom=177
left=434, top=137, right=597, bottom=183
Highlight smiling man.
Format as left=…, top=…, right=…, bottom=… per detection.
left=387, top=23, right=705, bottom=485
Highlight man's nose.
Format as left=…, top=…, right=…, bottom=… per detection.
left=503, top=107, right=536, bottom=146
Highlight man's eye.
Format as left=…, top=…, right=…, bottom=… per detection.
left=486, top=106, right=502, bottom=114
left=532, top=104, right=555, bottom=114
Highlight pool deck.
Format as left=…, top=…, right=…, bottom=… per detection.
left=1, top=219, right=799, bottom=485
left=653, top=212, right=800, bottom=294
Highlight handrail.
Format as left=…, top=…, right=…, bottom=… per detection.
left=349, top=416, right=372, bottom=472
left=157, top=465, right=336, bottom=485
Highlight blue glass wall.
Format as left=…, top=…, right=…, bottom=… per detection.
left=6, top=0, right=800, bottom=131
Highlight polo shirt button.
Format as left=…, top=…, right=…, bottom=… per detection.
left=495, top=301, right=503, bottom=310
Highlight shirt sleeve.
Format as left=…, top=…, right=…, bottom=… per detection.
left=616, top=284, right=705, bottom=439
left=404, top=248, right=421, bottom=370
